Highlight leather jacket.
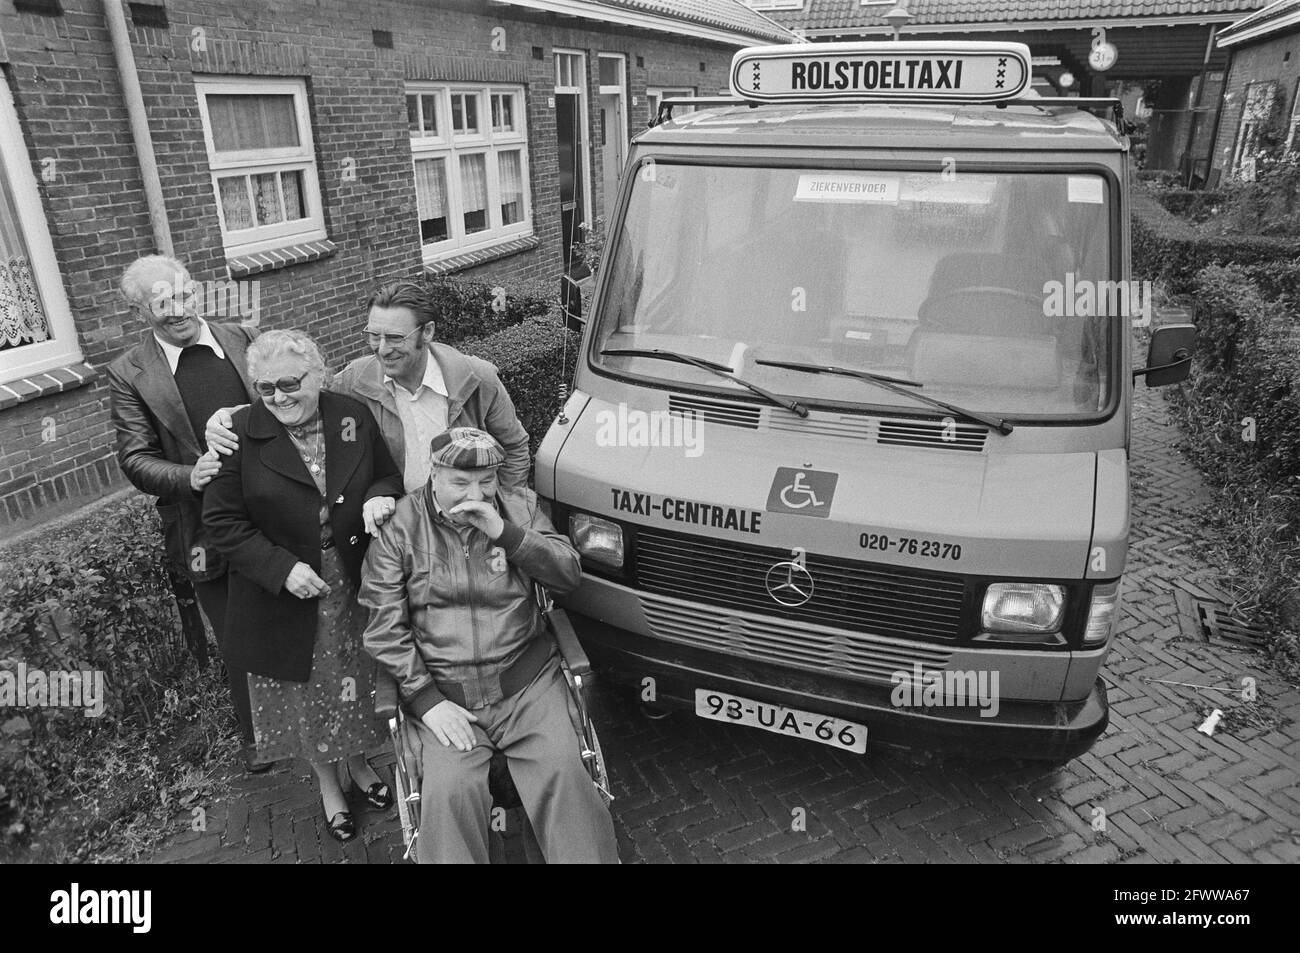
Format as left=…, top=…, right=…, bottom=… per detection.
left=359, top=483, right=581, bottom=714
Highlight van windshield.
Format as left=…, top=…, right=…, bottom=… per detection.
left=592, top=163, right=1117, bottom=420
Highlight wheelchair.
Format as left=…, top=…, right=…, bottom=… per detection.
left=373, top=585, right=611, bottom=863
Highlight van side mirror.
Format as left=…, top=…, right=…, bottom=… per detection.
left=1133, top=322, right=1194, bottom=387
left=560, top=274, right=586, bottom=333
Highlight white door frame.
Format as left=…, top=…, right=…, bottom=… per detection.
left=554, top=48, right=592, bottom=233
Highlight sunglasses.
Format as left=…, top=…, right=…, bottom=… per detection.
left=252, top=373, right=309, bottom=397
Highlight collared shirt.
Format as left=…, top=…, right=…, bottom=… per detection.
left=155, top=320, right=225, bottom=375
left=385, top=349, right=450, bottom=492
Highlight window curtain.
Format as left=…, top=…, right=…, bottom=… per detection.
left=499, top=151, right=522, bottom=224
left=415, top=158, right=448, bottom=221
left=460, top=154, right=488, bottom=213
left=0, top=173, right=50, bottom=352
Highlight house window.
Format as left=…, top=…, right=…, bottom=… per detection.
left=196, top=77, right=327, bottom=257
left=408, top=84, right=531, bottom=261
left=646, top=87, right=695, bottom=125
left=1231, top=80, right=1279, bottom=181
left=0, top=76, right=81, bottom=385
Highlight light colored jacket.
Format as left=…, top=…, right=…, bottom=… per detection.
left=332, top=342, right=531, bottom=489
left=359, top=484, right=581, bottom=714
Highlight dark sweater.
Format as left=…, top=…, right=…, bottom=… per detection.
left=174, top=344, right=248, bottom=449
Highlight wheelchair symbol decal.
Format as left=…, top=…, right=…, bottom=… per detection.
left=779, top=472, right=823, bottom=509
left=765, top=467, right=838, bottom=518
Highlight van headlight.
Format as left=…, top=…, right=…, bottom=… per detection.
left=1083, top=580, right=1122, bottom=646
left=981, top=583, right=1066, bottom=633
left=570, top=513, right=624, bottom=569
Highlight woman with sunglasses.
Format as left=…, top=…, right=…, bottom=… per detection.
left=203, top=330, right=404, bottom=842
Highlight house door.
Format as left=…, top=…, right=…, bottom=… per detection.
left=597, top=54, right=627, bottom=224
left=555, top=51, right=589, bottom=273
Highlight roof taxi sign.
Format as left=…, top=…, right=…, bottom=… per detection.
left=730, top=41, right=1031, bottom=105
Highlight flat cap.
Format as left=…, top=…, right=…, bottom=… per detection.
left=428, top=427, right=506, bottom=470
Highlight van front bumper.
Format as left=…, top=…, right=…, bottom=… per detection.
left=569, top=613, right=1109, bottom=763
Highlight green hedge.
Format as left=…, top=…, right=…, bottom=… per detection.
left=1162, top=264, right=1300, bottom=651
left=426, top=275, right=559, bottom=346
left=461, top=316, right=580, bottom=454
left=1131, top=191, right=1300, bottom=293
left=0, top=495, right=209, bottom=849
left=1150, top=189, right=1227, bottom=224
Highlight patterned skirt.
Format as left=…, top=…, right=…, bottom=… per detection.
left=248, top=547, right=384, bottom=763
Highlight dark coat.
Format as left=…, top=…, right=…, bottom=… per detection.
left=107, top=323, right=258, bottom=581
left=202, top=391, right=403, bottom=682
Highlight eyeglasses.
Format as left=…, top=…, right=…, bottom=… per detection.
left=252, top=373, right=309, bottom=397
left=364, top=326, right=423, bottom=349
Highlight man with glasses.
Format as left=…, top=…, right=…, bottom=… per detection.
left=107, top=254, right=267, bottom=772
left=206, top=280, right=531, bottom=495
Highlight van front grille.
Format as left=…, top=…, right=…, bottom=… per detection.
left=639, top=593, right=954, bottom=684
left=631, top=527, right=966, bottom=643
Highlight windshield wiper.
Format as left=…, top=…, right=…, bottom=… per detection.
left=601, top=348, right=809, bottom=418
left=754, top=359, right=1012, bottom=435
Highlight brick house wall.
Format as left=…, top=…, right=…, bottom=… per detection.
left=1211, top=28, right=1300, bottom=183
left=0, top=0, right=758, bottom=533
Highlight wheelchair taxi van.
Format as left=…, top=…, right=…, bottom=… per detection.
left=536, top=41, right=1194, bottom=765
left=376, top=585, right=611, bottom=862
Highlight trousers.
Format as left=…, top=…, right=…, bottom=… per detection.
left=405, top=656, right=619, bottom=864
left=193, top=575, right=255, bottom=747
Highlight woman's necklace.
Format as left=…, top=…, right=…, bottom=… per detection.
left=289, top=419, right=324, bottom=476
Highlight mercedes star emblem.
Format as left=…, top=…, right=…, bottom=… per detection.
left=764, top=560, right=814, bottom=607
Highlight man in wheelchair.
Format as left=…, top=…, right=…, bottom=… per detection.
left=359, top=427, right=619, bottom=863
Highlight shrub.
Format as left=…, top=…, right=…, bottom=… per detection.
left=461, top=316, right=580, bottom=454
left=0, top=495, right=234, bottom=855
left=1151, top=189, right=1227, bottom=224
left=1131, top=190, right=1300, bottom=293
left=1161, top=264, right=1300, bottom=656
left=426, top=275, right=559, bottom=345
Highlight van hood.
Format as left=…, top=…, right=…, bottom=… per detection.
left=553, top=397, right=1097, bottom=579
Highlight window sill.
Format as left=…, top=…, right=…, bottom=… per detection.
left=0, top=361, right=98, bottom=411
left=226, top=239, right=338, bottom=279
left=423, top=235, right=540, bottom=276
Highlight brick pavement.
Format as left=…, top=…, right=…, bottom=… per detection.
left=147, top=386, right=1300, bottom=863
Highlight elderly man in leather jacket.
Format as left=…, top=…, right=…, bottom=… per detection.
left=359, top=427, right=618, bottom=864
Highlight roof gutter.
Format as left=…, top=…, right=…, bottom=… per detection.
left=493, top=0, right=796, bottom=47
left=101, top=0, right=172, bottom=255
left=1218, top=9, right=1300, bottom=47
left=798, top=13, right=1259, bottom=38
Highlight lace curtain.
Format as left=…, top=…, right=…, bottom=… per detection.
left=0, top=175, right=51, bottom=352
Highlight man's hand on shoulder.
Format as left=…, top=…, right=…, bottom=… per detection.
left=421, top=700, right=479, bottom=751
left=205, top=406, right=244, bottom=456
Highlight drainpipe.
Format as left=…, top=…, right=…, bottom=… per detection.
left=102, top=0, right=172, bottom=255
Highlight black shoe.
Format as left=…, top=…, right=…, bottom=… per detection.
left=243, top=747, right=274, bottom=774
left=343, top=761, right=393, bottom=810
left=322, top=801, right=356, bottom=842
